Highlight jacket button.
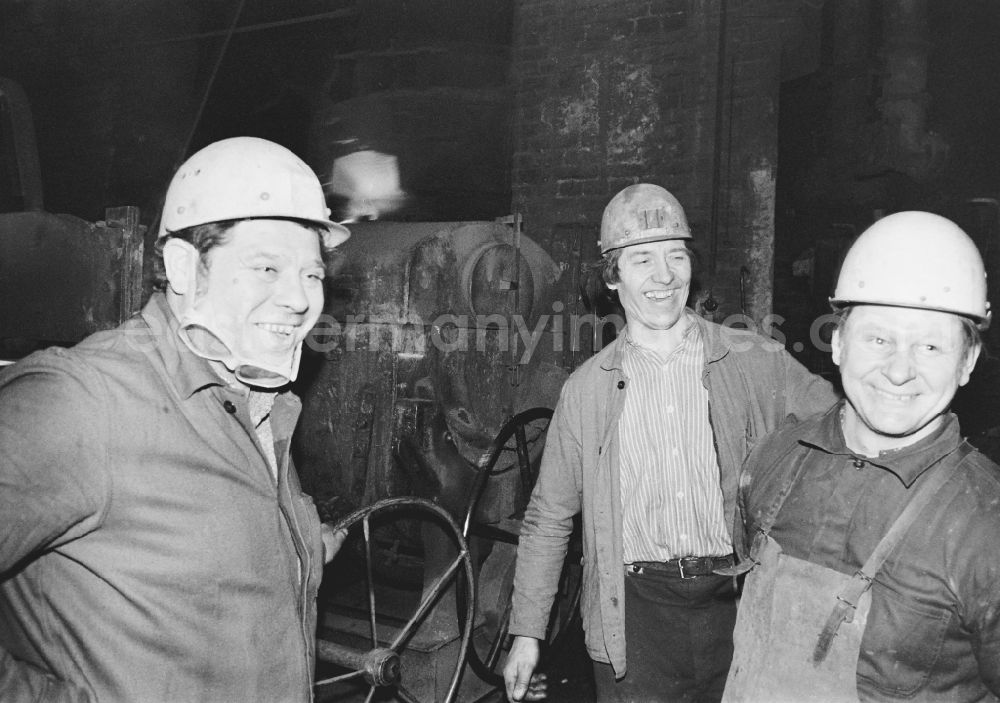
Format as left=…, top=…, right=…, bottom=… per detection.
left=611, top=597, right=619, bottom=607
left=223, top=400, right=237, bottom=414
left=617, top=380, right=625, bottom=389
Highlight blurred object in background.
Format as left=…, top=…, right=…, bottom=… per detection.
left=326, top=150, right=408, bottom=222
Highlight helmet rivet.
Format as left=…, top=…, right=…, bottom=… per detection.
left=858, top=281, right=865, bottom=288
left=177, top=206, right=185, bottom=214
left=260, top=192, right=270, bottom=200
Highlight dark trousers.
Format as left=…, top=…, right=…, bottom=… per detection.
left=592, top=569, right=737, bottom=703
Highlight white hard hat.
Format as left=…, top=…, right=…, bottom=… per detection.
left=599, top=183, right=691, bottom=254
left=157, top=136, right=350, bottom=248
left=831, top=211, right=990, bottom=324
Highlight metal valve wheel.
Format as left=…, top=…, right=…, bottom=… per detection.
left=315, top=497, right=476, bottom=703
left=457, top=407, right=583, bottom=689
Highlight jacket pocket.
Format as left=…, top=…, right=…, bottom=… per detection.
left=857, top=589, right=951, bottom=696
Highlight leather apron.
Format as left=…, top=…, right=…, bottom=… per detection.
left=722, top=443, right=970, bottom=703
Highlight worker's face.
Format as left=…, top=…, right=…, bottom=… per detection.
left=608, top=239, right=692, bottom=336
left=187, top=219, right=325, bottom=377
left=833, top=305, right=978, bottom=454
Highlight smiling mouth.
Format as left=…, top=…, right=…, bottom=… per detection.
left=644, top=290, right=676, bottom=301
left=257, top=323, right=297, bottom=337
left=872, top=387, right=918, bottom=402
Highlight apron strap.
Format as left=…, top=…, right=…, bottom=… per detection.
left=812, top=441, right=974, bottom=663
left=718, top=439, right=813, bottom=577
left=756, top=449, right=812, bottom=536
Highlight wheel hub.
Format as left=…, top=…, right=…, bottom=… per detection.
left=364, top=646, right=401, bottom=686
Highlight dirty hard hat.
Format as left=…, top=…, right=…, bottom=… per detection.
left=157, top=136, right=350, bottom=248
left=599, top=183, right=691, bottom=254
left=831, top=211, right=990, bottom=324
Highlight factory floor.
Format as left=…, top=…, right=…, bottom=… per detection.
left=314, top=566, right=596, bottom=703
left=315, top=531, right=596, bottom=703
left=315, top=624, right=595, bottom=703
left=473, top=626, right=595, bottom=703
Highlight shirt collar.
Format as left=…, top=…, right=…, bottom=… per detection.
left=798, top=400, right=964, bottom=487
left=621, top=314, right=699, bottom=363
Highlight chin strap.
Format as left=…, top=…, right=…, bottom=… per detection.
left=177, top=322, right=299, bottom=389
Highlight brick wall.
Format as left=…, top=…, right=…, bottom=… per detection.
left=509, top=0, right=819, bottom=364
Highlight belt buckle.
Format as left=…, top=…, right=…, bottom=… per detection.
left=678, top=557, right=697, bottom=579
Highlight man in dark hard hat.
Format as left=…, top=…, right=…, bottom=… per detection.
left=503, top=183, right=838, bottom=702
left=726, top=211, right=1000, bottom=702
left=0, top=137, right=350, bottom=701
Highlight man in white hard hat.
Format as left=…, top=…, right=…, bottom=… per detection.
left=726, top=211, right=1000, bottom=701
left=503, top=184, right=838, bottom=702
left=0, top=137, right=350, bottom=701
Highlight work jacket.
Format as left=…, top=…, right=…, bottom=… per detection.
left=509, top=312, right=838, bottom=677
left=0, top=293, right=324, bottom=702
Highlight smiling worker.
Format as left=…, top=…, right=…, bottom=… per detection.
left=727, top=212, right=1000, bottom=701
left=503, top=184, right=838, bottom=702
left=0, top=137, right=349, bottom=702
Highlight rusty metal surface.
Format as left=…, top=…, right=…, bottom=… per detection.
left=0, top=207, right=145, bottom=349
left=295, top=220, right=568, bottom=521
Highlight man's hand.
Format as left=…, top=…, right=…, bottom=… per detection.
left=320, top=523, right=348, bottom=565
left=503, top=636, right=548, bottom=701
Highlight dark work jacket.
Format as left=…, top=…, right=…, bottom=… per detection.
left=0, top=293, right=324, bottom=702
left=742, top=404, right=1000, bottom=701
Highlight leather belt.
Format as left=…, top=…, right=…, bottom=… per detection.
left=629, top=555, right=735, bottom=579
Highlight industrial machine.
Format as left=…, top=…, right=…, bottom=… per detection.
left=0, top=77, right=145, bottom=361
left=296, top=218, right=579, bottom=702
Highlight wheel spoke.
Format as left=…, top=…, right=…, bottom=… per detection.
left=514, top=423, right=533, bottom=493
left=483, top=598, right=512, bottom=669
left=390, top=550, right=466, bottom=650
left=316, top=497, right=475, bottom=703
left=314, top=668, right=366, bottom=687
left=363, top=514, right=378, bottom=648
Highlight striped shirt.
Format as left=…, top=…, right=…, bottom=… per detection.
left=619, top=322, right=733, bottom=562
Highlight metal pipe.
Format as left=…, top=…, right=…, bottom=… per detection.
left=0, top=78, right=44, bottom=211
left=708, top=0, right=730, bottom=282
left=739, top=266, right=750, bottom=317
left=147, top=0, right=246, bottom=242
left=178, top=0, right=247, bottom=162
left=128, top=9, right=358, bottom=49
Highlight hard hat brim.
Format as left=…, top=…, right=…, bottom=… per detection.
left=600, top=229, right=692, bottom=255
left=160, top=216, right=351, bottom=249
left=829, top=298, right=991, bottom=327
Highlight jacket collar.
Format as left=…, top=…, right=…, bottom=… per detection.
left=138, top=292, right=225, bottom=399
left=599, top=309, right=730, bottom=372
left=799, top=401, right=964, bottom=487
left=691, top=312, right=732, bottom=363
